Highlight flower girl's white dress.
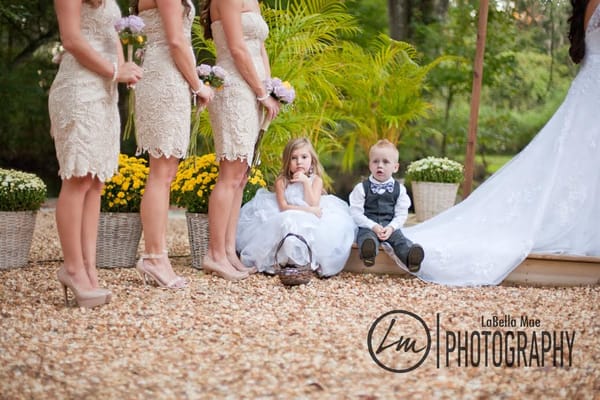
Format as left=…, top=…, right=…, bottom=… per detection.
left=405, top=4, right=600, bottom=286
left=236, top=181, right=356, bottom=277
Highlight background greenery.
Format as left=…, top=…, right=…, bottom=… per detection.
left=0, top=0, right=577, bottom=199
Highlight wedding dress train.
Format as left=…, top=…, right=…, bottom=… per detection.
left=404, top=5, right=600, bottom=286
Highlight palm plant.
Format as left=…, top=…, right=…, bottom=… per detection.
left=191, top=0, right=442, bottom=183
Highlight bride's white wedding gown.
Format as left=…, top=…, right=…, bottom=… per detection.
left=405, top=5, right=600, bottom=286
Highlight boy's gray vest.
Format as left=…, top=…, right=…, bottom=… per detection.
left=362, top=179, right=400, bottom=226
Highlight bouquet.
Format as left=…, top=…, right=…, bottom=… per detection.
left=0, top=169, right=47, bottom=211
left=115, top=15, right=146, bottom=137
left=170, top=153, right=267, bottom=213
left=101, top=154, right=149, bottom=213
left=252, top=77, right=296, bottom=167
left=114, top=15, right=147, bottom=64
left=405, top=156, right=464, bottom=184
left=264, top=77, right=296, bottom=104
left=196, top=64, right=227, bottom=89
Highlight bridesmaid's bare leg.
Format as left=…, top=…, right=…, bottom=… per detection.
left=81, top=177, right=104, bottom=288
left=206, top=159, right=248, bottom=280
left=55, top=175, right=95, bottom=291
left=140, top=156, right=182, bottom=284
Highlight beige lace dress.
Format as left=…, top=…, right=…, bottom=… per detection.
left=208, top=12, right=269, bottom=165
left=48, top=0, right=121, bottom=181
left=134, top=2, right=195, bottom=159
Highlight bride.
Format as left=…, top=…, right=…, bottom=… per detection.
left=405, top=0, right=600, bottom=286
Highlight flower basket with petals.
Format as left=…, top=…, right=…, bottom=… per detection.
left=170, top=153, right=267, bottom=268
left=98, top=154, right=149, bottom=268
left=0, top=168, right=47, bottom=268
left=404, top=157, right=464, bottom=221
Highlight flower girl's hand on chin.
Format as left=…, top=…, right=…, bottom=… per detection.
left=290, top=171, right=309, bottom=183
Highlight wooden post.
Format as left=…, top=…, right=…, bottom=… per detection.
left=463, top=0, right=489, bottom=197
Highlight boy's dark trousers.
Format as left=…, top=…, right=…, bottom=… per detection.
left=356, top=226, right=413, bottom=265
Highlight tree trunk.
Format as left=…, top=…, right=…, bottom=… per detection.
left=388, top=0, right=410, bottom=41
left=388, top=0, right=449, bottom=42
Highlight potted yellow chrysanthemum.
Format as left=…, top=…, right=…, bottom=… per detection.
left=0, top=168, right=47, bottom=268
left=98, top=154, right=149, bottom=267
left=170, top=153, right=267, bottom=268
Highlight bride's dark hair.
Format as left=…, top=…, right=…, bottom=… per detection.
left=568, top=0, right=589, bottom=64
left=200, top=0, right=213, bottom=40
left=130, top=0, right=191, bottom=16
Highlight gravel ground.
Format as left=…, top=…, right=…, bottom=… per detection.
left=0, top=209, right=598, bottom=399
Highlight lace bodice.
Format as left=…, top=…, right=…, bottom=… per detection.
left=212, top=13, right=269, bottom=84
left=54, top=1, right=120, bottom=102
left=134, top=2, right=195, bottom=159
left=140, top=4, right=194, bottom=49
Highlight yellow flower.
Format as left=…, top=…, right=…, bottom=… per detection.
left=170, top=153, right=267, bottom=213
left=101, top=154, right=149, bottom=212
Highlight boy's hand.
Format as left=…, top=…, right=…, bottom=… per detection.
left=372, top=224, right=383, bottom=236
left=377, top=226, right=394, bottom=241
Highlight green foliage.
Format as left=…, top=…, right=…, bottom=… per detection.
left=0, top=168, right=47, bottom=211
left=192, top=0, right=440, bottom=184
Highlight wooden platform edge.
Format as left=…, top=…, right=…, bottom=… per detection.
left=343, top=247, right=600, bottom=287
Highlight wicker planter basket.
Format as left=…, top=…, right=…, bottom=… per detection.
left=0, top=211, right=37, bottom=269
left=411, top=181, right=459, bottom=222
left=186, top=212, right=209, bottom=269
left=96, top=212, right=142, bottom=268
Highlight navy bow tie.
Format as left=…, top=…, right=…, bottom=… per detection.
left=370, top=180, right=394, bottom=194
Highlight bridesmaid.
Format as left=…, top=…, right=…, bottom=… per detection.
left=132, top=0, right=213, bottom=288
left=199, top=0, right=280, bottom=280
left=49, top=0, right=142, bottom=307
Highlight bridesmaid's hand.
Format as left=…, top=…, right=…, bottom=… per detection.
left=259, top=96, right=280, bottom=122
left=196, top=84, right=214, bottom=106
left=118, top=61, right=143, bottom=85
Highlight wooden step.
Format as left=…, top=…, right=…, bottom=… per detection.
left=343, top=246, right=600, bottom=287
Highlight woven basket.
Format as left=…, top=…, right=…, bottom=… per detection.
left=274, top=233, right=314, bottom=286
left=96, top=212, right=142, bottom=268
left=411, top=181, right=459, bottom=222
left=186, top=212, right=209, bottom=269
left=0, top=211, right=37, bottom=269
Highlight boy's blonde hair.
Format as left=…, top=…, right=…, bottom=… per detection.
left=279, top=137, right=324, bottom=181
left=369, top=139, right=399, bottom=161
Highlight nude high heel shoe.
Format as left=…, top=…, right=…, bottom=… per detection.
left=57, top=268, right=109, bottom=308
left=202, top=255, right=249, bottom=281
left=135, top=252, right=187, bottom=289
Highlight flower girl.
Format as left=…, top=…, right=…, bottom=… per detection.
left=236, top=138, right=356, bottom=277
